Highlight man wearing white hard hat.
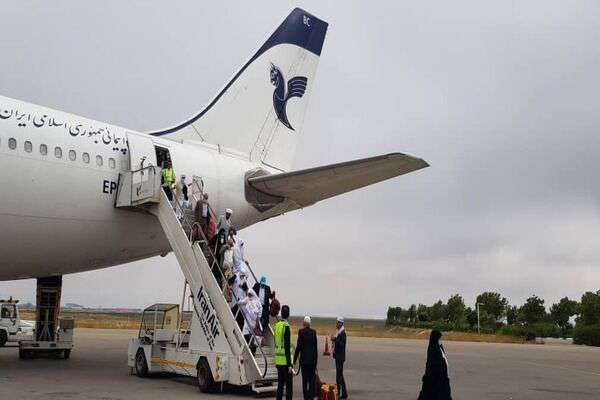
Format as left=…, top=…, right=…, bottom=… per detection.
left=294, top=316, right=318, bottom=400
left=331, top=316, right=348, bottom=399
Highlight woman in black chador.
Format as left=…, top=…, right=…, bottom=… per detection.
left=418, top=330, right=452, bottom=400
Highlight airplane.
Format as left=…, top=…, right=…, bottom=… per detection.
left=0, top=8, right=428, bottom=282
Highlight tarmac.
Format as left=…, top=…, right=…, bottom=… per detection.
left=1, top=328, right=600, bottom=400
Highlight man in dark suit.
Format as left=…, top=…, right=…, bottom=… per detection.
left=294, top=316, right=318, bottom=400
left=331, top=316, right=348, bottom=399
left=252, top=276, right=274, bottom=331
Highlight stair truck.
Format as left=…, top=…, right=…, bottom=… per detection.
left=118, top=165, right=277, bottom=394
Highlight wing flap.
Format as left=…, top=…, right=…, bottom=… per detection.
left=248, top=153, right=429, bottom=207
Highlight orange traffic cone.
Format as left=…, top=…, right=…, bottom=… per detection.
left=323, top=336, right=332, bottom=356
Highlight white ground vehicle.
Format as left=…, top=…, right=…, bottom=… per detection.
left=124, top=170, right=277, bottom=394
left=1, top=299, right=22, bottom=346
left=0, top=299, right=34, bottom=347
left=18, top=319, right=74, bottom=359
left=128, top=301, right=276, bottom=393
left=1, top=297, right=73, bottom=358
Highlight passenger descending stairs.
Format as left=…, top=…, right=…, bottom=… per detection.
left=115, top=166, right=277, bottom=392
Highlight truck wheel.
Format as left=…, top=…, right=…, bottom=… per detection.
left=196, top=358, right=216, bottom=393
left=135, top=349, right=149, bottom=377
left=63, top=349, right=71, bottom=359
left=0, top=331, right=7, bottom=347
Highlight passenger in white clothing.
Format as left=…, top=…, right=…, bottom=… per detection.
left=220, top=239, right=234, bottom=274
left=240, top=289, right=262, bottom=353
left=232, top=236, right=245, bottom=266
left=229, top=273, right=248, bottom=330
left=232, top=273, right=248, bottom=304
left=231, top=236, right=250, bottom=276
left=234, top=261, right=248, bottom=277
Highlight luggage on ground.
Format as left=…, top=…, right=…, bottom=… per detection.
left=319, top=383, right=337, bottom=400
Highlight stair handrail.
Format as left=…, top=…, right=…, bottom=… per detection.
left=115, top=165, right=161, bottom=207
left=168, top=189, right=269, bottom=379
left=187, top=181, right=262, bottom=287
left=186, top=179, right=274, bottom=338
left=187, top=219, right=270, bottom=379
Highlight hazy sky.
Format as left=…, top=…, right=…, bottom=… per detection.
left=1, top=2, right=599, bottom=318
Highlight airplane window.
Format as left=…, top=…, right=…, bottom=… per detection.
left=96, top=155, right=103, bottom=166
left=24, top=141, right=32, bottom=153
left=40, top=144, right=48, bottom=155
left=55, top=147, right=62, bottom=159
left=69, top=150, right=76, bottom=161
left=121, top=159, right=128, bottom=170
left=82, top=152, right=90, bottom=164
left=109, top=158, right=116, bottom=169
left=8, top=138, right=16, bottom=150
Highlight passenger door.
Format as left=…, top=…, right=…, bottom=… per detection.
left=127, top=132, right=157, bottom=171
left=127, top=132, right=159, bottom=204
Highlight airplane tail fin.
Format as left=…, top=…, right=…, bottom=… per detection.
left=149, top=8, right=328, bottom=171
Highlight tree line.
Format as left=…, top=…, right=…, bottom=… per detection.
left=386, top=290, right=600, bottom=346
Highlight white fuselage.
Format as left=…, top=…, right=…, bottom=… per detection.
left=0, top=95, right=272, bottom=280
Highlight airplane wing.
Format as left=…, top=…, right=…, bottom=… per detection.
left=248, top=153, right=429, bottom=207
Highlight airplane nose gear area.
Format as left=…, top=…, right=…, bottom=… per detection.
left=116, top=165, right=278, bottom=395
left=18, top=276, right=74, bottom=360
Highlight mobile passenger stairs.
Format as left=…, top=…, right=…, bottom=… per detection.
left=115, top=165, right=277, bottom=395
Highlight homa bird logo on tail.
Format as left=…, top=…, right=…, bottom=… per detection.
left=270, top=64, right=308, bottom=131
